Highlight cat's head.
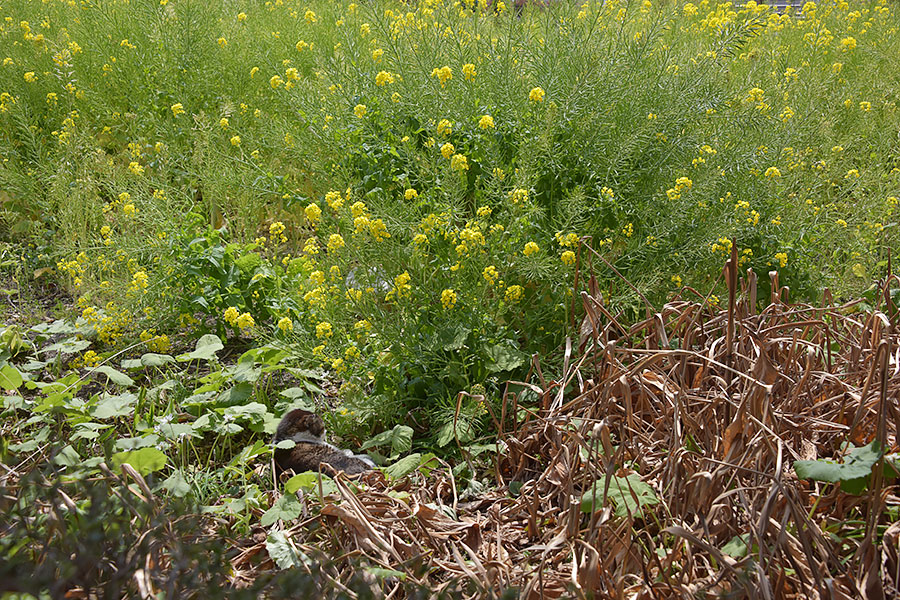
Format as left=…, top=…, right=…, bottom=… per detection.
left=274, top=409, right=326, bottom=443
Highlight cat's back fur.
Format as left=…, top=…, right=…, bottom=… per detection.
left=273, top=409, right=373, bottom=476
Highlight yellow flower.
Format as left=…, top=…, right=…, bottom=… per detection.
left=219, top=117, right=229, bottom=129
left=270, top=75, right=284, bottom=89
left=561, top=250, right=576, bottom=265
left=483, top=266, right=499, bottom=285
left=372, top=48, right=383, bottom=62
left=277, top=317, right=294, bottom=332
left=224, top=306, right=240, bottom=325
left=237, top=12, right=247, bottom=21
left=324, top=190, right=343, bottom=210
left=462, top=63, right=476, bottom=81
left=747, top=87, right=765, bottom=103
left=354, top=104, right=367, bottom=118
left=430, top=65, right=453, bottom=87
left=529, top=87, right=545, bottom=103
left=450, top=154, right=469, bottom=172
left=845, top=169, right=860, bottom=179
left=217, top=37, right=227, bottom=47
left=671, top=274, right=682, bottom=287
left=440, top=142, right=455, bottom=159
left=437, top=119, right=453, bottom=136
left=296, top=40, right=309, bottom=52
left=327, top=233, right=345, bottom=251
left=477, top=206, right=492, bottom=218
left=774, top=252, right=788, bottom=268
left=504, top=285, right=524, bottom=302
left=236, top=312, right=254, bottom=330
left=304, top=202, right=322, bottom=224
left=23, top=71, right=36, bottom=82
left=316, top=321, right=333, bottom=339
left=171, top=103, right=185, bottom=117
left=230, top=135, right=241, bottom=147
left=128, top=162, right=144, bottom=176
left=350, top=201, right=367, bottom=218
left=413, top=233, right=428, bottom=245
left=375, top=70, right=395, bottom=86
left=304, top=9, right=317, bottom=23
left=510, top=188, right=528, bottom=205
left=478, top=115, right=495, bottom=129
left=523, top=242, right=539, bottom=256
left=840, top=36, right=857, bottom=50
left=441, top=288, right=458, bottom=309
left=764, top=166, right=781, bottom=179
left=859, top=101, right=871, bottom=112
left=404, top=188, right=418, bottom=200
left=309, top=270, right=326, bottom=286
left=82, top=350, right=100, bottom=367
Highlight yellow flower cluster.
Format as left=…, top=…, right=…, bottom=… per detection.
left=431, top=65, right=453, bottom=87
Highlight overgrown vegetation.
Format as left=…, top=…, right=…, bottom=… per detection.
left=2, top=0, right=900, bottom=596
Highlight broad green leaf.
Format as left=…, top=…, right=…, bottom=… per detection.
left=721, top=534, right=751, bottom=558
left=439, top=324, right=470, bottom=351
left=42, top=338, right=91, bottom=355
left=90, top=393, right=137, bottom=419
left=31, top=319, right=79, bottom=335
left=580, top=473, right=660, bottom=518
left=484, top=343, right=526, bottom=373
left=285, top=472, right=337, bottom=496
left=72, top=422, right=112, bottom=441
left=177, top=334, right=224, bottom=362
left=110, top=447, right=168, bottom=476
left=266, top=531, right=310, bottom=570
left=260, top=493, right=302, bottom=527
left=223, top=402, right=268, bottom=424
left=436, top=420, right=474, bottom=447
left=161, top=469, right=191, bottom=497
left=217, top=383, right=253, bottom=406
left=155, top=422, right=198, bottom=441
left=360, top=424, right=413, bottom=458
left=364, top=567, right=406, bottom=581
left=53, top=444, right=81, bottom=467
left=140, top=353, right=176, bottom=367
left=0, top=363, right=23, bottom=390
left=793, top=441, right=883, bottom=495
left=115, top=434, right=160, bottom=451
left=120, top=359, right=144, bottom=370
left=93, top=365, right=134, bottom=387
left=275, top=439, right=297, bottom=450
left=225, top=361, right=261, bottom=383
left=384, top=453, right=422, bottom=480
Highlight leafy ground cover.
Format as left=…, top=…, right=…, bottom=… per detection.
left=2, top=0, right=900, bottom=596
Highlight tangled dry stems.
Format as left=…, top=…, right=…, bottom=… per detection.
left=259, top=257, right=899, bottom=599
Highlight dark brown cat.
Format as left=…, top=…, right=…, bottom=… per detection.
left=273, top=409, right=374, bottom=476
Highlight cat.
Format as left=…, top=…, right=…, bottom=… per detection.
left=273, top=409, right=374, bottom=476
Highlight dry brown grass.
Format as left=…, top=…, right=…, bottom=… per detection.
left=247, top=247, right=900, bottom=599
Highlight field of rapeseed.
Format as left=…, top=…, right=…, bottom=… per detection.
left=3, top=0, right=899, bottom=428
left=1, top=0, right=900, bottom=595
left=0, top=0, right=898, bottom=433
